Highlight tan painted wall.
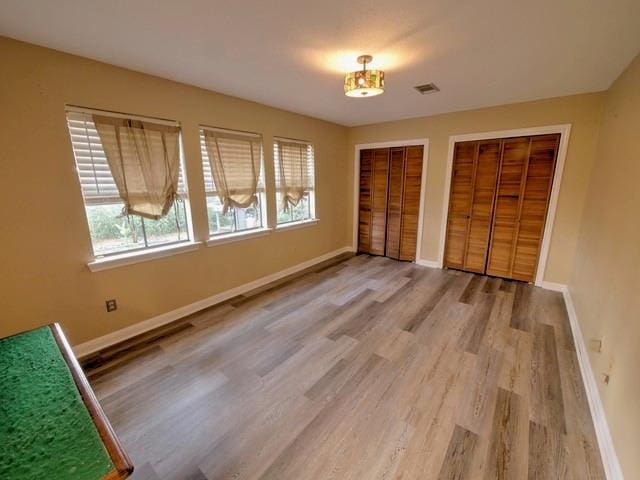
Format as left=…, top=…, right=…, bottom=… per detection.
left=569, top=52, right=640, bottom=478
left=1, top=35, right=638, bottom=474
left=348, top=93, right=605, bottom=284
left=0, top=36, right=616, bottom=365
left=0, top=37, right=350, bottom=345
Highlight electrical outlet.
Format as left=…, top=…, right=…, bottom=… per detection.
left=589, top=338, right=602, bottom=353
left=105, top=299, right=117, bottom=312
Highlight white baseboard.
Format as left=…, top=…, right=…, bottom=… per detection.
left=539, top=280, right=567, bottom=292
left=73, top=246, right=354, bottom=358
left=415, top=258, right=440, bottom=268
left=561, top=285, right=623, bottom=480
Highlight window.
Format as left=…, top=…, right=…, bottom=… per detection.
left=273, top=138, right=316, bottom=225
left=200, top=128, right=266, bottom=236
left=66, top=109, right=191, bottom=258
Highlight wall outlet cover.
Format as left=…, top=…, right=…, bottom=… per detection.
left=105, top=299, right=117, bottom=312
left=588, top=338, right=602, bottom=353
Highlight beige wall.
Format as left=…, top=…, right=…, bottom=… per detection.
left=0, top=37, right=350, bottom=345
left=348, top=93, right=604, bottom=284
left=1, top=32, right=638, bottom=475
left=569, top=53, right=640, bottom=478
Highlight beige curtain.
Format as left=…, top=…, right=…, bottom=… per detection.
left=93, top=115, right=181, bottom=220
left=276, top=140, right=313, bottom=211
left=203, top=130, right=261, bottom=213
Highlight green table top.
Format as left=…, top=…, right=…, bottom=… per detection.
left=0, top=327, right=115, bottom=480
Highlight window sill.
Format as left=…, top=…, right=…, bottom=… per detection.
left=206, top=228, right=273, bottom=247
left=87, top=241, right=201, bottom=272
left=275, top=218, right=319, bottom=232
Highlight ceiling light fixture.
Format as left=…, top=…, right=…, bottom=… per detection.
left=344, top=55, right=385, bottom=98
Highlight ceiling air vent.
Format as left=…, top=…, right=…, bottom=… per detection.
left=414, top=83, right=440, bottom=95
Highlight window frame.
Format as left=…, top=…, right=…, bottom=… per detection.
left=199, top=126, right=268, bottom=239
left=273, top=137, right=317, bottom=227
left=66, top=106, right=195, bottom=262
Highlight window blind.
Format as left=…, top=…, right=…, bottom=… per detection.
left=199, top=128, right=264, bottom=195
left=66, top=111, right=185, bottom=205
left=273, top=138, right=315, bottom=192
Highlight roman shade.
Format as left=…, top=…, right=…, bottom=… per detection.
left=274, top=138, right=314, bottom=210
left=93, top=114, right=181, bottom=220
left=202, top=129, right=262, bottom=213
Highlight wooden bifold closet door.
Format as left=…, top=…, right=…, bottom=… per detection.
left=385, top=148, right=405, bottom=259
left=444, top=133, right=560, bottom=282
left=357, top=148, right=390, bottom=256
left=358, top=145, right=423, bottom=261
left=486, top=134, right=560, bottom=281
left=443, top=140, right=501, bottom=273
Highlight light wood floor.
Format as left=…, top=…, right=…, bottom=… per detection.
left=85, top=254, right=605, bottom=480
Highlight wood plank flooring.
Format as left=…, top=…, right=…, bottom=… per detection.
left=84, top=254, right=605, bottom=480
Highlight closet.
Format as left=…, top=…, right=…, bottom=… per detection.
left=358, top=145, right=423, bottom=261
left=443, top=133, right=560, bottom=282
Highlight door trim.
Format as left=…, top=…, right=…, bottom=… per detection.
left=437, top=124, right=572, bottom=286
left=352, top=139, right=429, bottom=262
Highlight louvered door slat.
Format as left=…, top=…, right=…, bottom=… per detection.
left=444, top=141, right=477, bottom=269
left=511, top=134, right=560, bottom=281
left=370, top=148, right=390, bottom=255
left=463, top=140, right=501, bottom=273
left=486, top=137, right=532, bottom=278
left=358, top=150, right=374, bottom=253
left=385, top=147, right=405, bottom=259
left=399, top=145, right=423, bottom=261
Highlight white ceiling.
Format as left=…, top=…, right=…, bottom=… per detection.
left=1, top=0, right=639, bottom=126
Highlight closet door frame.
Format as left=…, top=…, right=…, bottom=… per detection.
left=352, top=138, right=429, bottom=261
left=437, top=124, right=572, bottom=286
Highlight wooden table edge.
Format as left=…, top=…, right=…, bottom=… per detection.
left=49, top=323, right=134, bottom=479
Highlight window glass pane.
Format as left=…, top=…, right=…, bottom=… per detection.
left=85, top=203, right=144, bottom=256
left=207, top=193, right=263, bottom=236
left=207, top=195, right=235, bottom=234
left=85, top=201, right=190, bottom=256
left=234, top=201, right=262, bottom=231
left=144, top=201, right=190, bottom=247
left=276, top=192, right=311, bottom=224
